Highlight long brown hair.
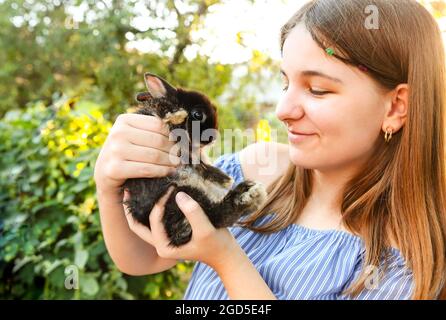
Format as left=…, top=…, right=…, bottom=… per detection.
left=240, top=0, right=446, bottom=299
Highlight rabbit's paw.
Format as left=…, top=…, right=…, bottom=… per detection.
left=234, top=181, right=267, bottom=208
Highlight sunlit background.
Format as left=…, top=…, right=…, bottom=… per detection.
left=1, top=0, right=445, bottom=300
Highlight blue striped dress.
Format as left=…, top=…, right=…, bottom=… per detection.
left=183, top=152, right=414, bottom=300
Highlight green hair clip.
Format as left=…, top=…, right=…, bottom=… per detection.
left=325, top=48, right=335, bottom=56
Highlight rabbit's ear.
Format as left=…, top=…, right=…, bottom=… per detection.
left=144, top=73, right=177, bottom=98
left=135, top=92, right=152, bottom=102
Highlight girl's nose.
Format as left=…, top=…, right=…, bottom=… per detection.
left=275, top=89, right=305, bottom=123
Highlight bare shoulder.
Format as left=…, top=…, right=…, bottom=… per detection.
left=239, top=142, right=290, bottom=188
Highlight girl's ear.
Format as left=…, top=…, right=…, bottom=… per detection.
left=143, top=73, right=177, bottom=98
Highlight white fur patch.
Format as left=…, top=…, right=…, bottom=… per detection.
left=163, top=109, right=188, bottom=125
left=175, top=166, right=234, bottom=203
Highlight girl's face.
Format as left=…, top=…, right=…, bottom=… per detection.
left=276, top=24, right=388, bottom=172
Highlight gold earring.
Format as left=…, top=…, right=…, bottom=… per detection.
left=384, top=127, right=393, bottom=143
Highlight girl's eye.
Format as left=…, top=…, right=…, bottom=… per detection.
left=280, top=74, right=289, bottom=91
left=281, top=85, right=330, bottom=96
left=309, top=88, right=330, bottom=96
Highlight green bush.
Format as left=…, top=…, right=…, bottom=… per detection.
left=0, top=97, right=193, bottom=299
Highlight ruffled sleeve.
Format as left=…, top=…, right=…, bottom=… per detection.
left=339, top=248, right=414, bottom=300
left=184, top=152, right=415, bottom=300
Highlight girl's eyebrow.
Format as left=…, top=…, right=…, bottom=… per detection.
left=280, top=69, right=344, bottom=85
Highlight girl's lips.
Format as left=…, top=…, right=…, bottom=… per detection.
left=288, top=130, right=315, bottom=135
left=287, top=130, right=316, bottom=143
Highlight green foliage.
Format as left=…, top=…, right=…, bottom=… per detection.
left=0, top=97, right=193, bottom=299
left=0, top=0, right=283, bottom=299
left=0, top=0, right=236, bottom=118
left=0, top=0, right=273, bottom=129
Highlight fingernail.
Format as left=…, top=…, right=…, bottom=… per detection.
left=176, top=192, right=190, bottom=203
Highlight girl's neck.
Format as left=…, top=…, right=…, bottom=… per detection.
left=296, top=161, right=364, bottom=231
left=309, top=164, right=358, bottom=210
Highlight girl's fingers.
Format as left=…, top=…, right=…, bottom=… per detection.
left=150, top=187, right=175, bottom=240
left=123, top=190, right=155, bottom=244
left=123, top=189, right=131, bottom=215
left=175, top=192, right=213, bottom=233
left=119, top=114, right=170, bottom=137
left=124, top=144, right=181, bottom=167
left=110, top=160, right=175, bottom=179
left=127, top=127, right=176, bottom=153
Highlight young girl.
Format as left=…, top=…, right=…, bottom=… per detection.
left=94, top=0, right=446, bottom=299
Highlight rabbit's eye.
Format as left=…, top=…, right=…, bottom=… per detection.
left=191, top=110, right=206, bottom=122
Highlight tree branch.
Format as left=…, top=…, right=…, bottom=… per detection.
left=168, top=0, right=217, bottom=74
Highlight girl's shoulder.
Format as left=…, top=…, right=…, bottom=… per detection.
left=212, top=142, right=289, bottom=186
left=238, top=142, right=290, bottom=188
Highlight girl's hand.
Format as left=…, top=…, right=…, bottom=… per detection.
left=94, top=114, right=181, bottom=194
left=123, top=186, right=239, bottom=270
left=124, top=186, right=277, bottom=299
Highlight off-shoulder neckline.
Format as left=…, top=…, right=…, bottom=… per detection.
left=229, top=151, right=405, bottom=260
left=287, top=221, right=405, bottom=260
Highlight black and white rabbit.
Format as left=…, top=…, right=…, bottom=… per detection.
left=123, top=73, right=267, bottom=247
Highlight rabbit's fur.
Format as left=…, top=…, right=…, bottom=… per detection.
left=123, top=73, right=267, bottom=247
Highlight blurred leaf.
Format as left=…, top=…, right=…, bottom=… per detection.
left=75, top=249, right=89, bottom=269
left=81, top=275, right=99, bottom=296
left=0, top=98, right=193, bottom=299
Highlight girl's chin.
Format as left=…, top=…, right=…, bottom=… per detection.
left=288, top=148, right=316, bottom=168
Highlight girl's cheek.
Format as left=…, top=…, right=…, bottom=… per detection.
left=305, top=102, right=341, bottom=137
